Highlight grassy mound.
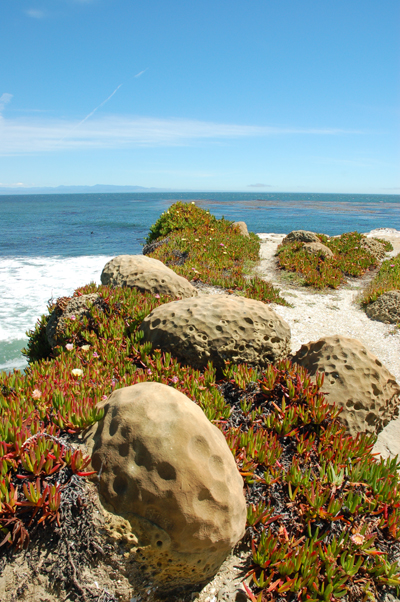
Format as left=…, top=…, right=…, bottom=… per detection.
left=145, top=201, right=288, bottom=305
left=0, top=207, right=399, bottom=601
left=276, top=232, right=391, bottom=289
left=359, top=253, right=400, bottom=307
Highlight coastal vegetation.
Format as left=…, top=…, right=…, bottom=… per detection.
left=145, top=201, right=288, bottom=305
left=359, top=252, right=400, bottom=307
left=276, top=232, right=393, bottom=289
left=0, top=204, right=399, bottom=601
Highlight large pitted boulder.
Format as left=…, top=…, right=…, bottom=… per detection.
left=232, top=221, right=249, bottom=237
left=85, top=382, right=246, bottom=590
left=303, top=241, right=334, bottom=258
left=46, top=294, right=101, bottom=348
left=365, top=291, right=400, bottom=324
left=282, top=230, right=320, bottom=244
left=101, top=255, right=197, bottom=299
left=361, top=237, right=387, bottom=260
left=292, top=335, right=400, bottom=436
left=140, top=295, right=291, bottom=371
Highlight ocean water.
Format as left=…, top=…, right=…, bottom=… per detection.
left=1, top=192, right=399, bottom=372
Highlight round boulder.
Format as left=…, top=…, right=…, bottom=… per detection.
left=140, top=295, right=291, bottom=371
left=46, top=294, right=101, bottom=348
left=303, top=241, right=334, bottom=258
left=366, top=291, right=400, bottom=324
left=86, top=382, right=247, bottom=590
left=282, top=230, right=320, bottom=244
left=232, top=221, right=249, bottom=237
left=101, top=254, right=197, bottom=299
left=292, top=335, right=400, bottom=436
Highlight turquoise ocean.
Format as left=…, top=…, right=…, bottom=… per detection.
left=1, top=192, right=399, bottom=372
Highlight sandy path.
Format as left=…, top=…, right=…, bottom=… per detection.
left=255, top=229, right=400, bottom=461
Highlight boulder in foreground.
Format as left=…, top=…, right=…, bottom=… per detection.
left=292, top=335, right=400, bottom=437
left=101, top=254, right=197, bottom=299
left=366, top=290, right=400, bottom=324
left=140, top=294, right=291, bottom=371
left=86, top=382, right=246, bottom=590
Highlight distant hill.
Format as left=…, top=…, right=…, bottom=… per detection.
left=0, top=184, right=170, bottom=195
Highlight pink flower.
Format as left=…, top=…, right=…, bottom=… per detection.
left=69, top=315, right=76, bottom=321
left=65, top=343, right=74, bottom=351
left=147, top=369, right=152, bottom=375
left=154, top=294, right=160, bottom=299
left=32, top=389, right=42, bottom=400
left=219, top=243, right=224, bottom=246
left=171, top=376, right=179, bottom=383
left=93, top=351, right=99, bottom=358
left=101, top=394, right=108, bottom=401
left=390, top=264, right=395, bottom=267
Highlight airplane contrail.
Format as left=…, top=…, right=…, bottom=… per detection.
left=75, top=83, right=123, bottom=128
left=59, top=71, right=147, bottom=142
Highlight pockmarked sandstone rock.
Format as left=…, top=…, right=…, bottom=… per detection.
left=292, top=335, right=400, bottom=437
left=303, top=241, right=334, bottom=258
left=366, top=291, right=400, bottom=325
left=360, top=237, right=387, bottom=260
left=140, top=295, right=291, bottom=371
left=282, top=230, right=320, bottom=244
left=232, top=221, right=249, bottom=237
left=46, top=294, right=101, bottom=348
left=100, top=254, right=197, bottom=299
left=85, top=382, right=247, bottom=590
left=142, top=237, right=170, bottom=256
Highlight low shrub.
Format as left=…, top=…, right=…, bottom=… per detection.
left=277, top=232, right=380, bottom=289
left=359, top=253, right=400, bottom=306
left=145, top=201, right=289, bottom=305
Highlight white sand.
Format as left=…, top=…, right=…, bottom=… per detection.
left=255, top=229, right=400, bottom=385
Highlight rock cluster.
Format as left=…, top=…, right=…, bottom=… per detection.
left=366, top=291, right=400, bottom=324
left=86, top=382, right=246, bottom=590
left=292, top=335, right=400, bottom=437
left=100, top=254, right=197, bottom=299
left=140, top=294, right=291, bottom=371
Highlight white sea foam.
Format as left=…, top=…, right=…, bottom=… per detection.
left=0, top=255, right=113, bottom=371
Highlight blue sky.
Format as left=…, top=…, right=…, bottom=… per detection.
left=0, top=0, right=399, bottom=193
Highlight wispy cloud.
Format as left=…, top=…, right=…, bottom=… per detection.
left=248, top=183, right=272, bottom=188
left=0, top=114, right=362, bottom=156
left=134, top=70, right=147, bottom=78
left=25, top=9, right=46, bottom=18
left=0, top=93, right=13, bottom=113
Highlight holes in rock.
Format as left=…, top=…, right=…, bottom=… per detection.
left=271, top=337, right=280, bottom=343
left=119, top=442, right=130, bottom=457
left=366, top=413, right=377, bottom=426
left=372, top=384, right=382, bottom=397
left=157, top=461, right=177, bottom=481
left=152, top=318, right=161, bottom=328
left=113, top=474, right=128, bottom=496
left=216, top=325, right=222, bottom=332
left=109, top=418, right=119, bottom=437
left=198, top=488, right=213, bottom=501
left=156, top=540, right=163, bottom=547
left=243, top=317, right=253, bottom=325
left=375, top=359, right=382, bottom=367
